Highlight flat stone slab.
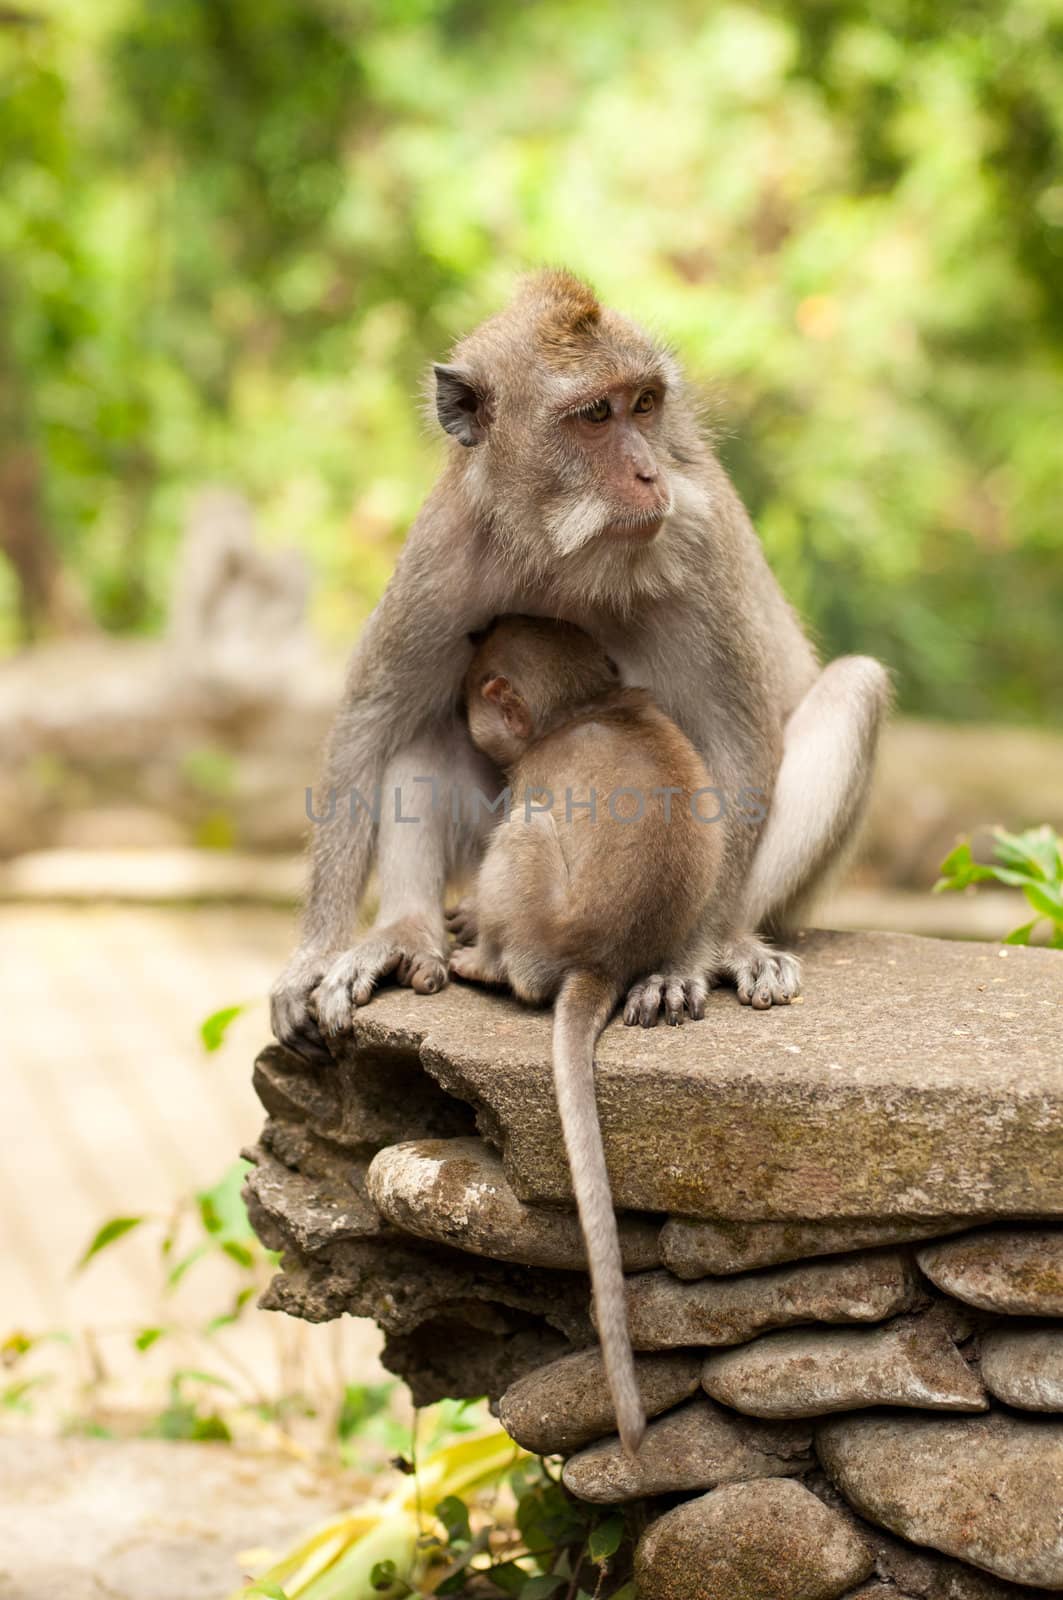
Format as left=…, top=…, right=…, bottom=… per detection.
left=818, top=1410, right=1063, bottom=1588
left=918, top=1227, right=1063, bottom=1315
left=561, top=1396, right=812, bottom=1503
left=366, top=1137, right=660, bottom=1271
left=980, top=1326, right=1063, bottom=1411
left=624, top=1249, right=923, bottom=1350
left=660, top=1215, right=971, bottom=1277
left=312, top=929, right=1063, bottom=1222
left=634, top=1479, right=873, bottom=1600
left=701, top=1311, right=986, bottom=1418
left=497, top=1348, right=701, bottom=1454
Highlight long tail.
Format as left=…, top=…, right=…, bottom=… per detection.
left=553, top=970, right=645, bottom=1457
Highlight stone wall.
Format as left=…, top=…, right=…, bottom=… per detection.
left=245, top=930, right=1063, bottom=1598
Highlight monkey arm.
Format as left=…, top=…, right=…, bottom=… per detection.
left=270, top=493, right=489, bottom=1057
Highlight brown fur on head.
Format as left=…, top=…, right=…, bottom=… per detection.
left=432, top=270, right=710, bottom=592
left=464, top=614, right=619, bottom=769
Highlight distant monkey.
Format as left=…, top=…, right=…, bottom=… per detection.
left=271, top=270, right=889, bottom=1057
left=451, top=613, right=724, bottom=1454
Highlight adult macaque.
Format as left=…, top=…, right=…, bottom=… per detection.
left=271, top=270, right=889, bottom=1058
left=451, top=613, right=725, bottom=1452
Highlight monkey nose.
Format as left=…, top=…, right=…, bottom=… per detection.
left=635, top=465, right=658, bottom=484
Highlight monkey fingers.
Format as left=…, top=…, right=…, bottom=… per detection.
left=270, top=952, right=334, bottom=1064
left=717, top=937, right=801, bottom=1009
left=313, top=922, right=449, bottom=1035
left=622, top=971, right=709, bottom=1028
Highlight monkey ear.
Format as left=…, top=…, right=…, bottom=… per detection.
left=434, top=364, right=490, bottom=447
left=482, top=675, right=532, bottom=738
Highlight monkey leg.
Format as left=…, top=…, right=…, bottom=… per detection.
left=625, top=656, right=888, bottom=1025
left=742, top=655, right=891, bottom=936
left=314, top=727, right=499, bottom=1035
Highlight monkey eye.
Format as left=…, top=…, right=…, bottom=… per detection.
left=579, top=397, right=611, bottom=424
left=633, top=389, right=655, bottom=415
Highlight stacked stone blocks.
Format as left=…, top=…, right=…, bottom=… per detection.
left=246, top=932, right=1063, bottom=1597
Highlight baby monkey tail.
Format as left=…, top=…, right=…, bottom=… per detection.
left=552, top=969, right=645, bottom=1458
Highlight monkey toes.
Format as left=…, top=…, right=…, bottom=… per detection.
left=445, top=898, right=479, bottom=946
left=623, top=972, right=709, bottom=1028
left=448, top=943, right=506, bottom=986
left=312, top=923, right=448, bottom=1036
left=717, top=938, right=801, bottom=1009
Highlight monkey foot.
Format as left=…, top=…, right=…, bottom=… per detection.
left=716, top=937, right=801, bottom=1009
left=623, top=972, right=709, bottom=1028
left=312, top=921, right=448, bottom=1036
left=448, top=944, right=506, bottom=986
left=445, top=897, right=479, bottom=946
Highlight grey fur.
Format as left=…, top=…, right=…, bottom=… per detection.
left=270, top=270, right=890, bottom=1057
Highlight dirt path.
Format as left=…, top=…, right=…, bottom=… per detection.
left=0, top=903, right=384, bottom=1420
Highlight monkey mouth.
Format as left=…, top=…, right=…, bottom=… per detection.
left=602, top=512, right=666, bottom=543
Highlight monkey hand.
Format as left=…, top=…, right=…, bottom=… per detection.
left=623, top=970, right=710, bottom=1028
left=270, top=948, right=333, bottom=1064
left=313, top=918, right=448, bottom=1037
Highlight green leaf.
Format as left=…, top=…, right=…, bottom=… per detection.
left=2, top=1376, right=48, bottom=1411
left=937, top=841, right=974, bottom=879
left=993, top=825, right=1062, bottom=881
left=206, top=1286, right=255, bottom=1334
left=516, top=1477, right=587, bottom=1558
left=519, top=1578, right=564, bottom=1599
left=1023, top=881, right=1063, bottom=924
left=172, top=1367, right=237, bottom=1392
left=134, top=1326, right=164, bottom=1352
left=933, top=842, right=999, bottom=893
left=1003, top=920, right=1039, bottom=946
left=189, top=1413, right=231, bottom=1441
left=486, top=1560, right=531, bottom=1594
left=200, top=1003, right=247, bottom=1052
left=435, top=1494, right=472, bottom=1546
left=167, top=1243, right=209, bottom=1288
left=336, top=1381, right=396, bottom=1442
left=197, top=1161, right=254, bottom=1244
left=75, top=1216, right=144, bottom=1272
left=222, top=1240, right=255, bottom=1268
left=588, top=1514, right=625, bottom=1562
left=610, top=1585, right=637, bottom=1600
left=247, top=1584, right=289, bottom=1600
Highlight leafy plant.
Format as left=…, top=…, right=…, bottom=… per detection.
left=935, top=825, right=1063, bottom=948
left=61, top=1158, right=283, bottom=1434
left=230, top=1435, right=636, bottom=1600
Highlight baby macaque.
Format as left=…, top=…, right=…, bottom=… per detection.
left=450, top=615, right=723, bottom=1454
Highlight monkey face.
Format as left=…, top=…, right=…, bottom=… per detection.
left=558, top=382, right=673, bottom=545
left=464, top=615, right=618, bottom=765
left=433, top=271, right=708, bottom=574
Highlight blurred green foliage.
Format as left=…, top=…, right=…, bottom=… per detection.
left=2, top=0, right=1061, bottom=718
